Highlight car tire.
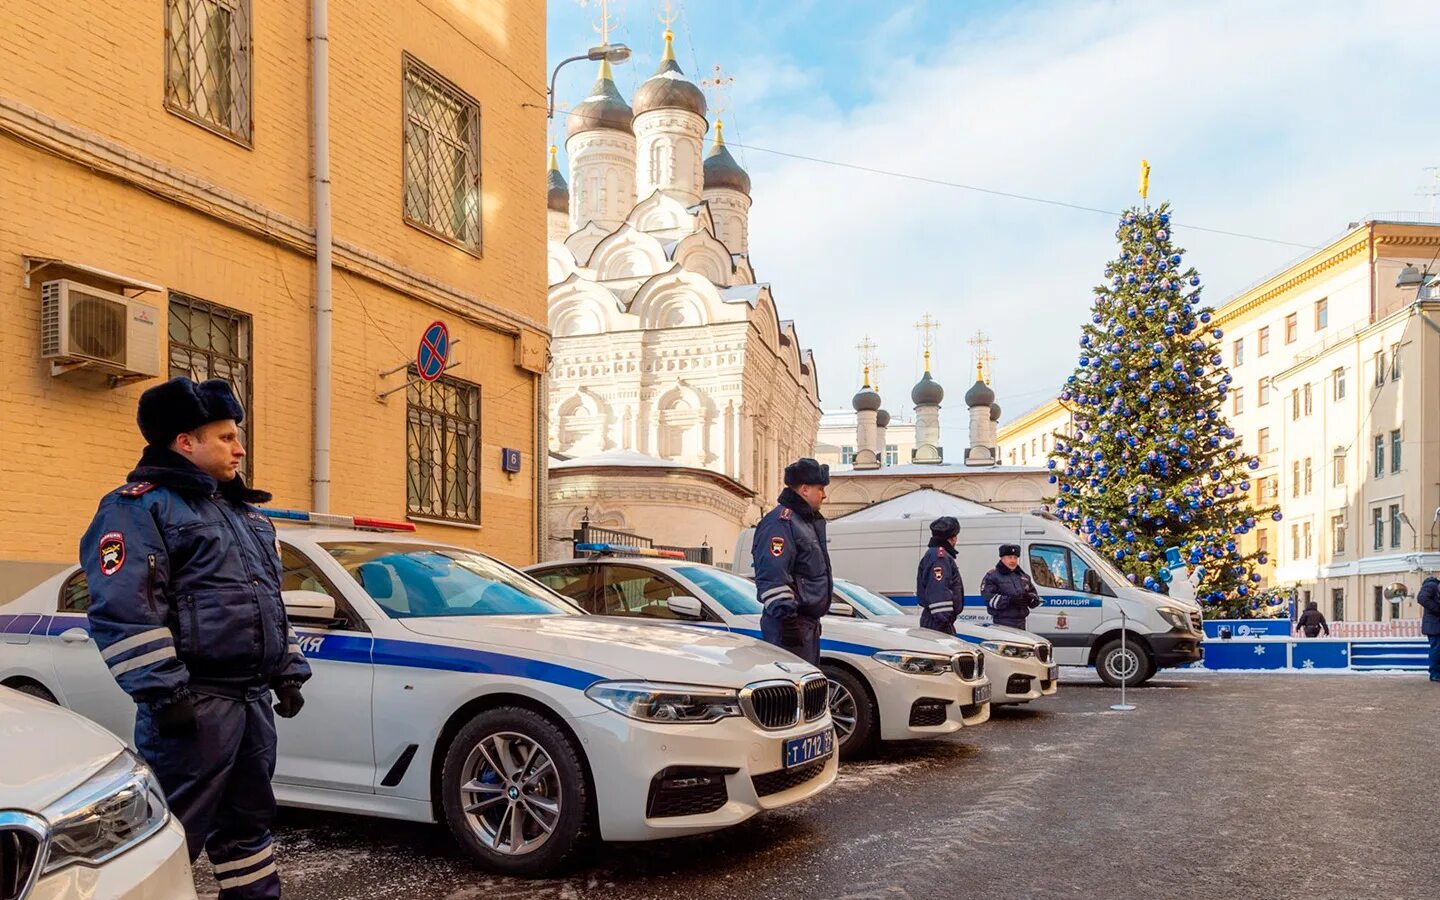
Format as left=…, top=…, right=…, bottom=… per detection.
left=3, top=680, right=57, bottom=703
left=440, top=706, right=589, bottom=876
left=1095, top=638, right=1154, bottom=688
left=822, top=665, right=877, bottom=759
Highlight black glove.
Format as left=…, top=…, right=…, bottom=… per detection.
left=780, top=615, right=803, bottom=645
left=273, top=683, right=305, bottom=719
left=154, top=696, right=198, bottom=736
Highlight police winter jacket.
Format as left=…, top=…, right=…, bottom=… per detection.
left=1418, top=577, right=1440, bottom=637
left=752, top=488, right=833, bottom=623
left=1296, top=603, right=1330, bottom=637
left=916, top=539, right=964, bottom=634
left=79, top=447, right=311, bottom=707
left=982, top=560, right=1040, bottom=629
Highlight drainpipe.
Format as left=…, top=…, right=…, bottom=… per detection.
left=311, top=0, right=332, bottom=512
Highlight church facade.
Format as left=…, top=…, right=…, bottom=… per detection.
left=543, top=32, right=821, bottom=561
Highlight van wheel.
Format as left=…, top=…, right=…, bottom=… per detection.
left=1095, top=638, right=1154, bottom=688
left=440, top=707, right=589, bottom=876
left=822, top=665, right=877, bottom=759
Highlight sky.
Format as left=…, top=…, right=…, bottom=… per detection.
left=547, top=0, right=1440, bottom=440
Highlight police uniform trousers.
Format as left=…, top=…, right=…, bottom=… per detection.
left=136, top=691, right=281, bottom=900
left=761, top=614, right=822, bottom=665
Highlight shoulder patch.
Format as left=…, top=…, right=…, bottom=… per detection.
left=933, top=566, right=944, bottom=582
left=770, top=536, right=786, bottom=557
left=779, top=508, right=793, bottom=521
left=117, top=482, right=156, bottom=498
left=98, top=531, right=126, bottom=576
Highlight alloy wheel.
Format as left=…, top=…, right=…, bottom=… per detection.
left=458, top=731, right=562, bottom=856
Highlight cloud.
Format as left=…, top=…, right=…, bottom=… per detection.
left=740, top=0, right=1440, bottom=422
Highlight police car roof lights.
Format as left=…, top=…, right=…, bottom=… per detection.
left=261, top=507, right=417, bottom=532
left=575, top=542, right=687, bottom=559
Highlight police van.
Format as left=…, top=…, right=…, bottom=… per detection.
left=736, top=511, right=1204, bottom=686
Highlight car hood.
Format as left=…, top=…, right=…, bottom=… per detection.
left=953, top=622, right=1047, bottom=647
left=730, top=614, right=966, bottom=654
left=397, top=615, right=819, bottom=688
left=0, top=688, right=126, bottom=810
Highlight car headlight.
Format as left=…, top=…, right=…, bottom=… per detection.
left=41, top=750, right=168, bottom=874
left=980, top=640, right=1034, bottom=659
left=585, top=681, right=742, bottom=723
left=873, top=650, right=953, bottom=676
left=1157, top=607, right=1191, bottom=630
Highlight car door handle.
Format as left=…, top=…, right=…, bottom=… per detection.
left=59, top=628, right=91, bottom=644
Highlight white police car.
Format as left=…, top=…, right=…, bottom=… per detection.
left=831, top=578, right=1060, bottom=705
left=0, top=511, right=837, bottom=876
left=524, top=550, right=991, bottom=760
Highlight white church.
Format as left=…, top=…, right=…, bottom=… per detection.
left=543, top=30, right=822, bottom=562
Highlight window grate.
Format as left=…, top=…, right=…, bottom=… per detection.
left=168, top=294, right=253, bottom=482
left=403, top=56, right=482, bottom=251
left=406, top=370, right=481, bottom=524
left=164, top=0, right=252, bottom=143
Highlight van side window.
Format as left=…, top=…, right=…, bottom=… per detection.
left=1028, top=545, right=1070, bottom=590
left=1069, top=552, right=1107, bottom=596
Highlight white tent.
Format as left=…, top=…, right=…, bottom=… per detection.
left=834, top=488, right=997, bottom=522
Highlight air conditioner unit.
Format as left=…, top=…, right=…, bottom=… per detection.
left=40, top=279, right=161, bottom=383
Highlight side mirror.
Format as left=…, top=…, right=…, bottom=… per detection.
left=667, top=595, right=704, bottom=619
left=283, top=590, right=336, bottom=624
left=830, top=600, right=856, bottom=617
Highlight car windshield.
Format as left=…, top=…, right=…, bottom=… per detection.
left=674, top=566, right=764, bottom=615
left=323, top=542, right=578, bottom=618
left=835, top=581, right=907, bottom=617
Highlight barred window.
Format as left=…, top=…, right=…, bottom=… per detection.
left=165, top=0, right=252, bottom=143
left=168, top=294, right=253, bottom=481
left=406, top=371, right=481, bottom=524
left=403, top=56, right=482, bottom=251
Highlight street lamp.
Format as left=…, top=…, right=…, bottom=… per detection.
left=548, top=44, right=632, bottom=120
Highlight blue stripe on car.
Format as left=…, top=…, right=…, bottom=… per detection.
left=691, top=622, right=889, bottom=657
left=886, top=593, right=1104, bottom=609
left=11, top=616, right=601, bottom=692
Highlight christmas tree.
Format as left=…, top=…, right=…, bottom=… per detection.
left=1048, top=201, right=1280, bottom=618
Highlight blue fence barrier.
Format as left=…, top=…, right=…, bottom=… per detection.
left=1195, top=635, right=1429, bottom=672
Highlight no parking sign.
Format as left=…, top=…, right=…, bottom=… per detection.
left=416, top=321, right=450, bottom=382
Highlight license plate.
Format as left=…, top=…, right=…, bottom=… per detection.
left=1047, top=665, right=1059, bottom=682
left=784, top=728, right=835, bottom=768
left=972, top=683, right=991, bottom=705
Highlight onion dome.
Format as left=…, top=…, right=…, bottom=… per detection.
left=704, top=121, right=751, bottom=195
left=546, top=145, right=569, bottom=213
left=911, top=370, right=944, bottom=406
left=876, top=408, right=892, bottom=428
left=632, top=30, right=707, bottom=118
left=965, top=380, right=995, bottom=408
left=852, top=367, right=882, bottom=412
left=568, top=59, right=633, bottom=138
left=989, top=402, right=1001, bottom=423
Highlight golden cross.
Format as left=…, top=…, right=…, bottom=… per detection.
left=579, top=0, right=617, bottom=46
left=855, top=336, right=878, bottom=384
left=870, top=358, right=888, bottom=392
left=701, top=63, right=736, bottom=120
left=915, top=313, right=939, bottom=373
left=968, top=330, right=996, bottom=382
left=658, top=0, right=678, bottom=28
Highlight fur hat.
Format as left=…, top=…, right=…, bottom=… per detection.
left=783, top=457, right=830, bottom=488
left=137, top=377, right=245, bottom=447
left=998, top=543, right=1021, bottom=557
left=929, top=516, right=960, bottom=541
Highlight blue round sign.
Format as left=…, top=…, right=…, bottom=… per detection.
left=417, top=321, right=449, bottom=383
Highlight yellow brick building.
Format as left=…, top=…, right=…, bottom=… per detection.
left=0, top=0, right=549, bottom=596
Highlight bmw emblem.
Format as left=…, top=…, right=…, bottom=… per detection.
left=507, top=786, right=519, bottom=800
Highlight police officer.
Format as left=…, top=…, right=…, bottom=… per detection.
left=982, top=543, right=1041, bottom=630
left=80, top=377, right=310, bottom=900
left=916, top=517, right=963, bottom=634
left=752, top=458, right=833, bottom=664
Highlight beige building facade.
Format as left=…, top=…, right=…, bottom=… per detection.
left=1000, top=220, right=1440, bottom=620
left=1, top=0, right=550, bottom=597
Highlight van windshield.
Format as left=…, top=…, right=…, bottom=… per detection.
left=834, top=581, right=908, bottom=617
left=324, top=542, right=579, bottom=618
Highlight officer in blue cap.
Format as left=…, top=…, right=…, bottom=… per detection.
left=751, top=458, right=833, bottom=664
left=916, top=516, right=964, bottom=634
left=79, top=376, right=310, bottom=900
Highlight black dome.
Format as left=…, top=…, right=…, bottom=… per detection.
left=633, top=60, right=707, bottom=118
left=704, top=128, right=751, bottom=195
left=568, top=65, right=633, bottom=138
left=964, top=379, right=995, bottom=408
left=911, top=372, right=944, bottom=405
left=876, top=408, right=892, bottom=428
left=852, top=386, right=882, bottom=412
left=989, top=402, right=1001, bottom=422
left=546, top=148, right=569, bottom=214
